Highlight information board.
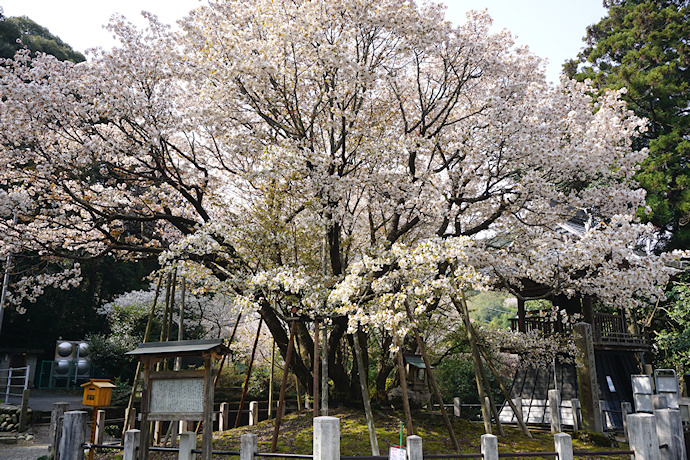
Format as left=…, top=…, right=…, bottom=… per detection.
left=149, top=372, right=205, bottom=420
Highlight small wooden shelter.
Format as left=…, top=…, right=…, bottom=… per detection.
left=126, top=339, right=229, bottom=460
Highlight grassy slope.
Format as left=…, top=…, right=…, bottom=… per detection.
left=214, top=408, right=629, bottom=459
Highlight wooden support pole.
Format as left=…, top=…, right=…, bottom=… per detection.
left=351, top=326, right=379, bottom=455
left=403, top=302, right=459, bottom=451
left=123, top=275, right=163, bottom=438
left=313, top=319, right=319, bottom=418
left=392, top=322, right=415, bottom=437
left=269, top=339, right=275, bottom=419
left=235, top=318, right=263, bottom=428
left=321, top=323, right=328, bottom=416
left=202, top=355, right=215, bottom=460
left=271, top=320, right=298, bottom=452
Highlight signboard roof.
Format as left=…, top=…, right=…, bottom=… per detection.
left=126, top=339, right=229, bottom=358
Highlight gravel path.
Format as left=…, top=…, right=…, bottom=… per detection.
left=0, top=423, right=51, bottom=460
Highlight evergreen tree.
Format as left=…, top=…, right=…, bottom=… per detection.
left=565, top=0, right=690, bottom=250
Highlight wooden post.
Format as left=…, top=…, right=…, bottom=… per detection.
left=202, top=355, right=215, bottom=460
left=220, top=402, right=230, bottom=431
left=59, top=410, right=88, bottom=460
left=573, top=323, right=602, bottom=433
left=404, top=301, right=459, bottom=451
left=269, top=339, right=275, bottom=419
left=621, top=401, right=631, bottom=441
left=235, top=318, right=263, bottom=428
left=321, top=323, right=328, bottom=416
left=271, top=320, right=298, bottom=452
left=50, top=402, right=69, bottom=456
left=392, top=322, right=414, bottom=437
left=95, top=409, right=106, bottom=444
left=549, top=389, right=561, bottom=433
left=351, top=326, right=379, bottom=455
left=313, top=320, right=320, bottom=418
left=517, top=298, right=526, bottom=333
left=139, top=357, right=152, bottom=460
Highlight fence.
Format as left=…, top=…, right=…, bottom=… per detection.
left=59, top=410, right=683, bottom=460
left=0, top=365, right=30, bottom=403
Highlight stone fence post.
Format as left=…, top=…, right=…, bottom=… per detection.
left=627, top=413, right=660, bottom=460
left=220, top=402, right=230, bottom=431
left=249, top=401, right=259, bottom=426
left=179, top=431, right=197, bottom=460
left=453, top=397, right=461, bottom=417
left=548, top=389, right=561, bottom=433
left=407, top=435, right=422, bottom=460
left=123, top=429, right=140, bottom=460
left=241, top=433, right=258, bottom=460
left=655, top=408, right=686, bottom=460
left=571, top=399, right=581, bottom=431
left=314, top=416, right=340, bottom=460
left=554, top=433, right=573, bottom=460
left=481, top=434, right=498, bottom=460
left=58, top=410, right=88, bottom=460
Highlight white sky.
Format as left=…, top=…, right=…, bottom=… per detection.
left=1, top=0, right=606, bottom=83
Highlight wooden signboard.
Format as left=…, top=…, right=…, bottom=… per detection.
left=149, top=370, right=205, bottom=421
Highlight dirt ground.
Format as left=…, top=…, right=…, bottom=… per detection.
left=0, top=423, right=51, bottom=460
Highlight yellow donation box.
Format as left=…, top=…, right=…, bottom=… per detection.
left=81, top=379, right=116, bottom=407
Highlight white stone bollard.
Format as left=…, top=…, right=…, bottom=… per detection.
left=548, top=389, right=561, bottom=433
left=571, top=399, right=581, bottom=431
left=220, top=402, right=230, bottom=431
left=123, top=429, right=140, bottom=460
left=627, top=413, right=660, bottom=460
left=655, top=408, right=687, bottom=460
left=241, top=433, right=258, bottom=460
left=59, top=410, right=88, bottom=460
left=407, top=435, right=422, bottom=460
left=481, top=434, right=498, bottom=460
left=453, top=397, right=461, bottom=418
left=314, top=416, right=340, bottom=460
left=554, top=432, right=574, bottom=460
left=179, top=431, right=198, bottom=460
left=249, top=401, right=259, bottom=426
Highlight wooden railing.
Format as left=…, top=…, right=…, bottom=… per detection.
left=509, top=311, right=650, bottom=350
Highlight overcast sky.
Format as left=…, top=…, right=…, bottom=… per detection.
left=2, top=0, right=607, bottom=82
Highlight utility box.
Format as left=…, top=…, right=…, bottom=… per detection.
left=81, top=379, right=116, bottom=407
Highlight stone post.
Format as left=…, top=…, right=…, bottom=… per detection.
left=655, top=409, right=687, bottom=460
left=241, top=434, right=258, bottom=460
left=407, top=435, right=422, bottom=460
left=50, top=401, right=69, bottom=455
left=627, top=413, right=660, bottom=460
left=453, top=397, right=461, bottom=417
left=548, top=389, right=561, bottom=433
left=123, top=429, right=140, bottom=460
left=179, top=431, right=198, bottom=460
left=314, top=416, right=340, bottom=460
left=573, top=322, right=602, bottom=432
left=95, top=409, right=106, bottom=444
left=220, top=402, right=230, bottom=431
left=249, top=401, right=259, bottom=426
left=554, top=433, right=574, bottom=460
left=480, top=434, right=498, bottom=460
left=18, top=389, right=30, bottom=432
left=621, top=401, right=632, bottom=441
left=59, top=410, right=88, bottom=460
left=571, top=399, right=581, bottom=431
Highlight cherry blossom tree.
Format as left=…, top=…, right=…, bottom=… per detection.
left=0, top=0, right=681, bottom=400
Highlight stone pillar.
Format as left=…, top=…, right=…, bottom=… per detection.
left=314, top=416, right=340, bottom=460
left=59, top=410, right=88, bottom=460
left=407, top=435, right=422, bottom=460
left=19, top=389, right=30, bottom=432
left=220, top=402, right=230, bottom=431
left=95, top=409, right=106, bottom=444
left=50, top=402, right=69, bottom=455
left=179, top=431, right=198, bottom=460
left=241, top=434, right=258, bottom=460
left=571, top=399, right=581, bottom=431
left=453, top=397, right=461, bottom=417
left=621, top=401, right=632, bottom=441
left=123, top=429, right=140, bottom=460
left=554, top=433, right=574, bottom=460
left=627, top=413, right=660, bottom=460
left=249, top=401, right=259, bottom=426
left=655, top=409, right=686, bottom=460
left=573, top=322, right=602, bottom=432
left=548, top=389, right=561, bottom=433
left=480, top=434, right=498, bottom=460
